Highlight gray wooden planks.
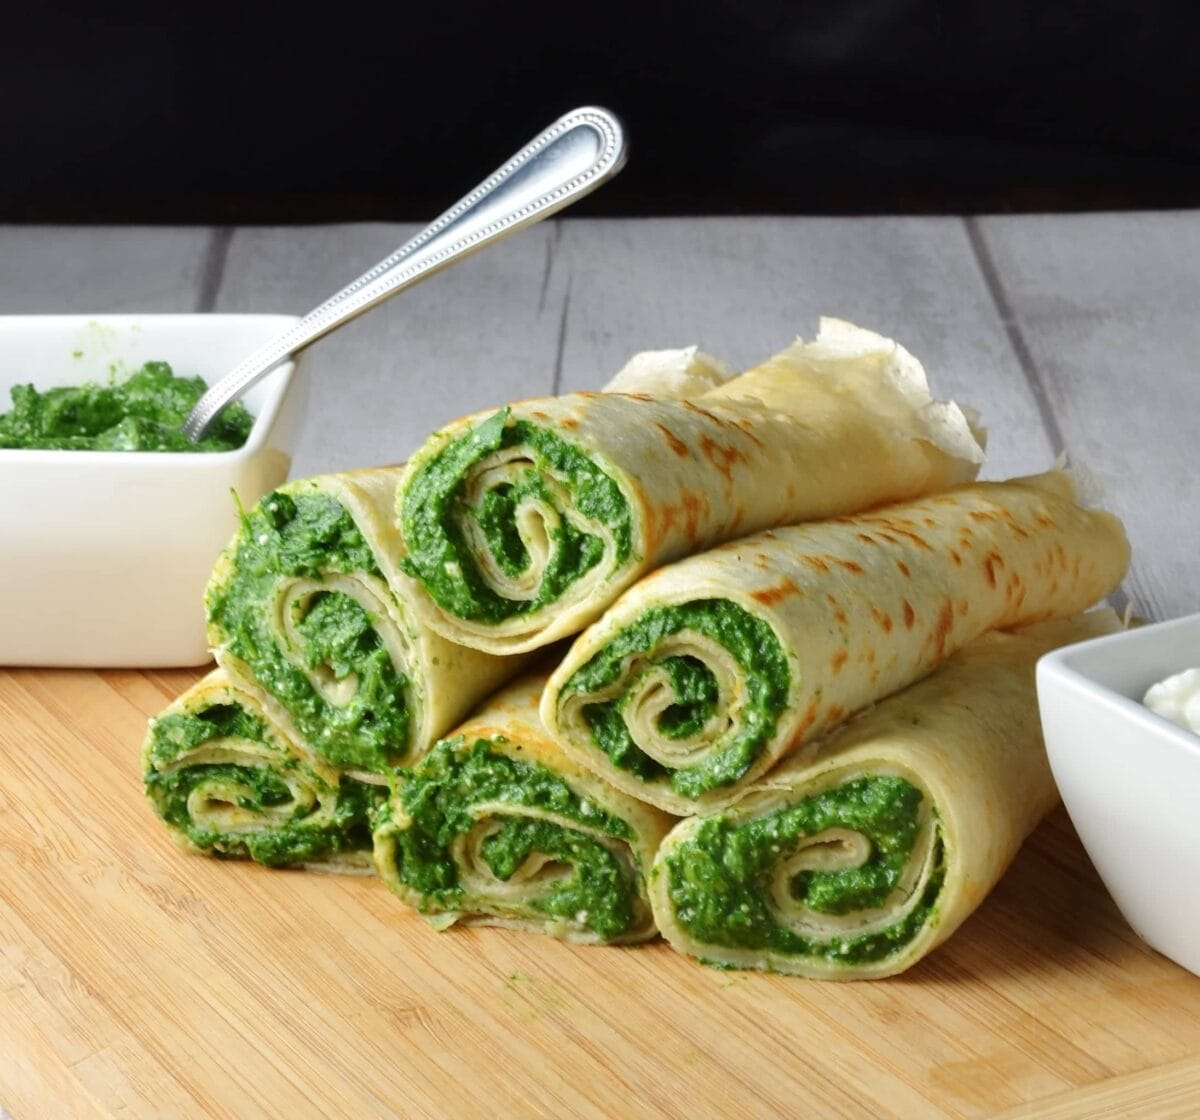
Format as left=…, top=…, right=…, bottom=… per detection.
left=0, top=226, right=214, bottom=313
left=976, top=212, right=1199, bottom=621
left=211, top=223, right=565, bottom=477
left=552, top=217, right=1056, bottom=483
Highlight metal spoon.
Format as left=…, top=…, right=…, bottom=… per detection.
left=182, top=106, right=627, bottom=441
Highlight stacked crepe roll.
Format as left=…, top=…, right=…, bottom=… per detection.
left=373, top=671, right=674, bottom=944
left=144, top=469, right=517, bottom=870
left=143, top=319, right=1131, bottom=972
left=541, top=470, right=1130, bottom=814
left=648, top=612, right=1121, bottom=977
left=142, top=668, right=384, bottom=872
left=393, top=318, right=984, bottom=654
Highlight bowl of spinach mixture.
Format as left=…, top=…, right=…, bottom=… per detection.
left=0, top=314, right=307, bottom=667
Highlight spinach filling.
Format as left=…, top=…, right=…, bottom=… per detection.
left=206, top=490, right=411, bottom=772
left=145, top=704, right=386, bottom=867
left=399, top=409, right=633, bottom=623
left=0, top=360, right=253, bottom=452
left=663, top=776, right=944, bottom=966
left=562, top=600, right=790, bottom=798
left=382, top=737, right=639, bottom=939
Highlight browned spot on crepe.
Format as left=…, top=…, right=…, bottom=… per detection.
left=930, top=600, right=955, bottom=658
left=654, top=423, right=689, bottom=458
left=983, top=549, right=1005, bottom=589
left=735, top=418, right=765, bottom=449
left=658, top=504, right=678, bottom=538
left=792, top=698, right=821, bottom=741
left=750, top=579, right=801, bottom=607
left=826, top=593, right=849, bottom=627
left=698, top=434, right=744, bottom=484
left=682, top=492, right=703, bottom=541
left=681, top=400, right=727, bottom=427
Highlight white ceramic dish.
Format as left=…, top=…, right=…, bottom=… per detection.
left=0, top=315, right=306, bottom=667
left=1037, top=612, right=1200, bottom=976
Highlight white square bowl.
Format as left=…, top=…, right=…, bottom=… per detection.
left=1037, top=612, right=1200, bottom=976
left=0, top=314, right=307, bottom=667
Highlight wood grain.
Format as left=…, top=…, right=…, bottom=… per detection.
left=543, top=216, right=1056, bottom=484
left=988, top=1057, right=1200, bottom=1120
left=2, top=666, right=1198, bottom=1120
left=973, top=212, right=1200, bottom=622
left=0, top=226, right=216, bottom=314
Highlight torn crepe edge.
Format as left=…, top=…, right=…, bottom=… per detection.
left=782, top=317, right=988, bottom=471
left=603, top=320, right=986, bottom=473
left=1052, top=451, right=1109, bottom=508
left=602, top=346, right=735, bottom=399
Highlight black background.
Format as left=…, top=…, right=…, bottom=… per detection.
left=4, top=1, right=1199, bottom=222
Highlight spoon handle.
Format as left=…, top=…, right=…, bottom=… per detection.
left=183, top=106, right=627, bottom=440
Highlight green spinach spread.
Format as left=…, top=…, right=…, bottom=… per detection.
left=206, top=489, right=411, bottom=771
left=382, top=737, right=639, bottom=938
left=145, top=703, right=385, bottom=866
left=562, top=599, right=790, bottom=797
left=0, top=361, right=253, bottom=451
left=662, top=776, right=943, bottom=966
left=399, top=409, right=632, bottom=622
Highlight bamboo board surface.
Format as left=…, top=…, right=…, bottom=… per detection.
left=2, top=664, right=1199, bottom=1120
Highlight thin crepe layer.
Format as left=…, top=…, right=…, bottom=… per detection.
left=543, top=470, right=1130, bottom=814
left=205, top=468, right=515, bottom=780
left=649, top=613, right=1121, bottom=978
left=373, top=672, right=674, bottom=944
left=396, top=319, right=985, bottom=655
left=143, top=669, right=384, bottom=872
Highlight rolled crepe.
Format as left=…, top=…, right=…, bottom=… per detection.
left=542, top=470, right=1130, bottom=814
left=395, top=319, right=985, bottom=655
left=649, top=612, right=1121, bottom=979
left=372, top=671, right=674, bottom=944
left=205, top=468, right=516, bottom=779
left=143, top=669, right=384, bottom=872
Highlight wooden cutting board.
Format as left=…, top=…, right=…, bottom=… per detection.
left=2, top=665, right=1198, bottom=1120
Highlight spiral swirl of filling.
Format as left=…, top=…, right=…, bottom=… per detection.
left=398, top=410, right=633, bottom=625
left=554, top=600, right=791, bottom=799
left=374, top=737, right=654, bottom=942
left=144, top=699, right=385, bottom=869
left=206, top=489, right=416, bottom=774
left=656, top=773, right=944, bottom=968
